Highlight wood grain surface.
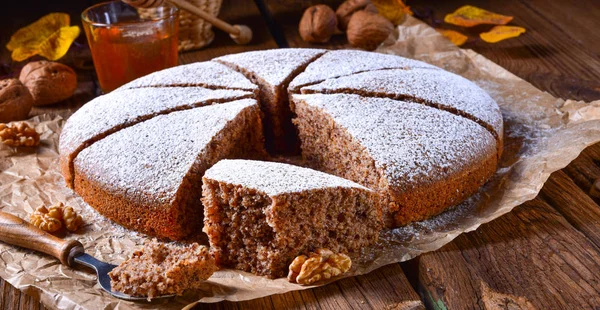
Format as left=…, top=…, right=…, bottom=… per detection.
left=1, top=0, right=599, bottom=309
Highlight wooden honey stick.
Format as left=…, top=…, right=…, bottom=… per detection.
left=123, top=0, right=253, bottom=44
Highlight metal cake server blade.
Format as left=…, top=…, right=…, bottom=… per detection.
left=0, top=210, right=174, bottom=301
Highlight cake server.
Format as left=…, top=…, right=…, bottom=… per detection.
left=0, top=210, right=174, bottom=301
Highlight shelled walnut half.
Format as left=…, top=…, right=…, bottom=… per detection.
left=288, top=249, right=352, bottom=285
left=30, top=202, right=83, bottom=233
left=0, top=122, right=40, bottom=147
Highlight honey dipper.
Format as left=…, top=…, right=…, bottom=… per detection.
left=123, top=0, right=253, bottom=44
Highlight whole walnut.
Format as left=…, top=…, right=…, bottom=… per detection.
left=347, top=10, right=394, bottom=50
left=0, top=79, right=33, bottom=123
left=299, top=4, right=338, bottom=43
left=19, top=61, right=77, bottom=106
left=336, top=0, right=371, bottom=31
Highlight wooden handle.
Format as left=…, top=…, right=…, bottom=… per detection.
left=0, top=211, right=84, bottom=267
left=122, top=0, right=253, bottom=44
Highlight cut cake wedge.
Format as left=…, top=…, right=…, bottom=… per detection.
left=202, top=159, right=383, bottom=278
left=73, top=100, right=265, bottom=240
left=291, top=93, right=497, bottom=227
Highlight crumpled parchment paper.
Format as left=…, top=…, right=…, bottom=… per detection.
left=1, top=15, right=600, bottom=310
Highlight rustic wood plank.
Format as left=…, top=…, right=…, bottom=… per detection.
left=418, top=197, right=600, bottom=309
left=410, top=0, right=600, bottom=102
left=539, top=170, right=600, bottom=249
left=561, top=143, right=600, bottom=196
left=198, top=263, right=424, bottom=309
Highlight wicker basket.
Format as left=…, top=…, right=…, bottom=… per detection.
left=138, top=0, right=223, bottom=52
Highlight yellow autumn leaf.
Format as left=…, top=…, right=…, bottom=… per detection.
left=6, top=13, right=80, bottom=62
left=444, top=5, right=513, bottom=27
left=436, top=29, right=468, bottom=46
left=480, top=25, right=526, bottom=43
left=371, top=0, right=413, bottom=26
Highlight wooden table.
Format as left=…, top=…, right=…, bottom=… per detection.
left=1, top=0, right=599, bottom=309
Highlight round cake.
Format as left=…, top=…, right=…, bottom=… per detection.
left=59, top=48, right=502, bottom=240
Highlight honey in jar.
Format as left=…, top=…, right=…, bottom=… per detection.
left=82, top=1, right=179, bottom=93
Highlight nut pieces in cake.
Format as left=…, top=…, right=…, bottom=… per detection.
left=29, top=202, right=83, bottom=233
left=288, top=249, right=352, bottom=285
left=19, top=60, right=77, bottom=106
left=0, top=122, right=40, bottom=147
left=299, top=4, right=339, bottom=43
left=0, top=79, right=34, bottom=123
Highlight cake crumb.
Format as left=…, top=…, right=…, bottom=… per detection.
left=109, top=239, right=217, bottom=299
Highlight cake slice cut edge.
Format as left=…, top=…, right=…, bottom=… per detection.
left=214, top=48, right=327, bottom=154
left=202, top=159, right=383, bottom=278
left=73, top=99, right=266, bottom=240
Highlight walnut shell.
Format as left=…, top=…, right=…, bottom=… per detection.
left=19, top=61, right=77, bottom=106
left=299, top=4, right=338, bottom=43
left=347, top=11, right=394, bottom=51
left=0, top=79, right=34, bottom=123
left=336, top=0, right=371, bottom=31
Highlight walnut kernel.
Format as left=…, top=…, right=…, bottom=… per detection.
left=62, top=205, right=84, bottom=232
left=29, top=202, right=83, bottom=233
left=288, top=249, right=352, bottom=285
left=30, top=206, right=63, bottom=233
left=0, top=122, right=40, bottom=147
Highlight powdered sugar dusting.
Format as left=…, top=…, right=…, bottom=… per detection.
left=117, top=62, right=258, bottom=91
left=301, top=68, right=503, bottom=139
left=293, top=93, right=496, bottom=188
left=204, top=159, right=370, bottom=196
left=289, top=50, right=439, bottom=90
left=75, top=99, right=257, bottom=205
left=214, top=48, right=326, bottom=86
left=60, top=87, right=252, bottom=158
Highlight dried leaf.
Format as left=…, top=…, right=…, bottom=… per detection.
left=480, top=25, right=526, bottom=43
left=436, top=29, right=468, bottom=46
left=6, top=13, right=80, bottom=62
left=444, top=5, right=513, bottom=27
left=371, top=0, right=413, bottom=26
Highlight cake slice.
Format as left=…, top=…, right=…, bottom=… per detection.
left=116, top=61, right=258, bottom=93
left=73, top=99, right=265, bottom=240
left=214, top=48, right=326, bottom=153
left=288, top=50, right=439, bottom=92
left=300, top=68, right=503, bottom=153
left=202, top=159, right=382, bottom=278
left=59, top=87, right=253, bottom=188
left=291, top=93, right=497, bottom=227
left=109, top=240, right=217, bottom=299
